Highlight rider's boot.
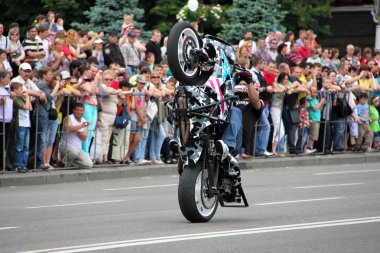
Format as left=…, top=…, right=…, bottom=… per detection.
left=215, top=140, right=229, bottom=161
left=227, top=154, right=241, bottom=177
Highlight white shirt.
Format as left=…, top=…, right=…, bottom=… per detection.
left=60, top=114, right=86, bottom=149
left=42, top=39, right=49, bottom=66
left=11, top=75, right=40, bottom=93
left=18, top=107, right=31, bottom=127
left=0, top=35, right=10, bottom=50
left=0, top=86, right=13, bottom=123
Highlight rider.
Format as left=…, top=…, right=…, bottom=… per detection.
left=216, top=71, right=263, bottom=177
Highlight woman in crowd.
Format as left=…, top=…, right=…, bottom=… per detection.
left=8, top=27, right=25, bottom=74
left=92, top=39, right=105, bottom=69
left=270, top=72, right=288, bottom=156
left=320, top=48, right=336, bottom=71
left=147, top=70, right=173, bottom=164
left=48, top=38, right=70, bottom=71
left=284, top=31, right=295, bottom=53
left=67, top=29, right=87, bottom=63
left=78, top=64, right=100, bottom=155
left=98, top=70, right=124, bottom=164
left=330, top=48, right=340, bottom=70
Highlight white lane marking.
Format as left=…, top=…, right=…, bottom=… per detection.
left=25, top=200, right=127, bottom=209
left=255, top=197, right=344, bottom=206
left=314, top=169, right=380, bottom=175
left=103, top=184, right=177, bottom=191
left=20, top=216, right=380, bottom=253
left=293, top=183, right=363, bottom=189
left=0, top=227, right=18, bottom=231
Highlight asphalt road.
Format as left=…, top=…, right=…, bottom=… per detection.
left=1, top=163, right=380, bottom=253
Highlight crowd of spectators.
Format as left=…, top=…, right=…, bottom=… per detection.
left=1, top=12, right=380, bottom=173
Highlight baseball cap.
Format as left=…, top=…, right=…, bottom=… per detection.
left=136, top=75, right=148, bottom=84
left=19, top=63, right=32, bottom=71
left=94, top=38, right=104, bottom=44
left=127, top=31, right=136, bottom=38
left=269, top=27, right=277, bottom=32
left=61, top=71, right=70, bottom=80
left=119, top=80, right=135, bottom=88
left=108, top=30, right=119, bottom=36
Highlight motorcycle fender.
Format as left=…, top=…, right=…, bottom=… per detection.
left=179, top=138, right=203, bottom=167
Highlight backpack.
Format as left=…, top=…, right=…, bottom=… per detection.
left=335, top=95, right=353, bottom=118
left=114, top=104, right=131, bottom=129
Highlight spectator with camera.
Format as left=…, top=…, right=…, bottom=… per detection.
left=60, top=103, right=93, bottom=170
left=120, top=30, right=145, bottom=77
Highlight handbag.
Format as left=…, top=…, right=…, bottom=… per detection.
left=41, top=101, right=58, bottom=120
left=146, top=99, right=158, bottom=121
left=288, top=109, right=300, bottom=124
left=114, top=104, right=131, bottom=129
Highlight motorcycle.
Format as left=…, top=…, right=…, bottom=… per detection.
left=166, top=22, right=249, bottom=223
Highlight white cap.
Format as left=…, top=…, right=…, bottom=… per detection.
left=61, top=71, right=70, bottom=80
left=94, top=39, right=104, bottom=44
left=19, top=63, right=32, bottom=71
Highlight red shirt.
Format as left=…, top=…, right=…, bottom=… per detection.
left=263, top=71, right=275, bottom=86
left=112, top=80, right=120, bottom=90
left=297, top=47, right=311, bottom=61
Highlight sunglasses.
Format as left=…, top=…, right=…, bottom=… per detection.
left=70, top=82, right=77, bottom=84
left=103, top=78, right=113, bottom=81
left=151, top=76, right=160, bottom=79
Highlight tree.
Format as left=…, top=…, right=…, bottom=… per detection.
left=71, top=0, right=145, bottom=34
left=279, top=0, right=332, bottom=36
left=220, top=0, right=286, bottom=44
left=139, top=0, right=186, bottom=36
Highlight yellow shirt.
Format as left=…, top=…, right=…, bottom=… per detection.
left=57, top=85, right=78, bottom=124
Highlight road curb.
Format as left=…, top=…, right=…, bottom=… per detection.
left=1, top=152, right=379, bottom=187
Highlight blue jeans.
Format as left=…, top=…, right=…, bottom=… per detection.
left=333, top=119, right=345, bottom=150
left=14, top=126, right=30, bottom=169
left=222, top=107, right=243, bottom=156
left=296, top=127, right=309, bottom=152
left=149, top=118, right=165, bottom=161
left=82, top=104, right=97, bottom=156
left=134, top=123, right=150, bottom=163
left=37, top=116, right=49, bottom=166
left=255, top=104, right=270, bottom=154
left=46, top=119, right=58, bottom=147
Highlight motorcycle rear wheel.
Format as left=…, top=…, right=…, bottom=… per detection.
left=178, top=162, right=218, bottom=222
left=167, top=21, right=211, bottom=85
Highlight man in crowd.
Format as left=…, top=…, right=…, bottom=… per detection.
left=23, top=26, right=45, bottom=70
left=103, top=30, right=125, bottom=68
left=287, top=42, right=303, bottom=67
left=60, top=103, right=93, bottom=170
left=121, top=31, right=145, bottom=77
left=146, top=29, right=162, bottom=65
left=250, top=56, right=274, bottom=157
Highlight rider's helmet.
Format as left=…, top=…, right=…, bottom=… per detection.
left=233, top=71, right=252, bottom=98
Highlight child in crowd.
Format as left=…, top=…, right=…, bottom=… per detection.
left=355, top=93, right=374, bottom=152
left=11, top=82, right=32, bottom=173
left=296, top=97, right=310, bottom=153
left=121, top=14, right=134, bottom=36
left=369, top=96, right=380, bottom=150
left=306, top=86, right=325, bottom=153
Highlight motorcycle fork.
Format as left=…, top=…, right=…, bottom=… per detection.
left=201, top=135, right=218, bottom=198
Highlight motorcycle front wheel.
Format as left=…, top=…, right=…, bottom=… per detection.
left=167, top=22, right=211, bottom=86
left=178, top=162, right=218, bottom=222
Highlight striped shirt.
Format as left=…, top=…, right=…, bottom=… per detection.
left=22, top=38, right=44, bottom=62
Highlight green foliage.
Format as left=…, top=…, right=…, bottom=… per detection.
left=71, top=0, right=145, bottom=34
left=279, top=0, right=332, bottom=36
left=220, top=0, right=286, bottom=43
left=144, top=0, right=187, bottom=36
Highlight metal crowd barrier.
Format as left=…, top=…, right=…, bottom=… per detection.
left=0, top=90, right=377, bottom=174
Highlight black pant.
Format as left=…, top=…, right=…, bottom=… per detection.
left=0, top=122, right=11, bottom=171
left=318, top=120, right=332, bottom=152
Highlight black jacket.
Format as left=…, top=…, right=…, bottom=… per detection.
left=103, top=42, right=125, bottom=67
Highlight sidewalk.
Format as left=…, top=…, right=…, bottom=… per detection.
left=1, top=152, right=379, bottom=187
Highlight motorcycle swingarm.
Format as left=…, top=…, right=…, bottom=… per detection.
left=219, top=184, right=249, bottom=208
